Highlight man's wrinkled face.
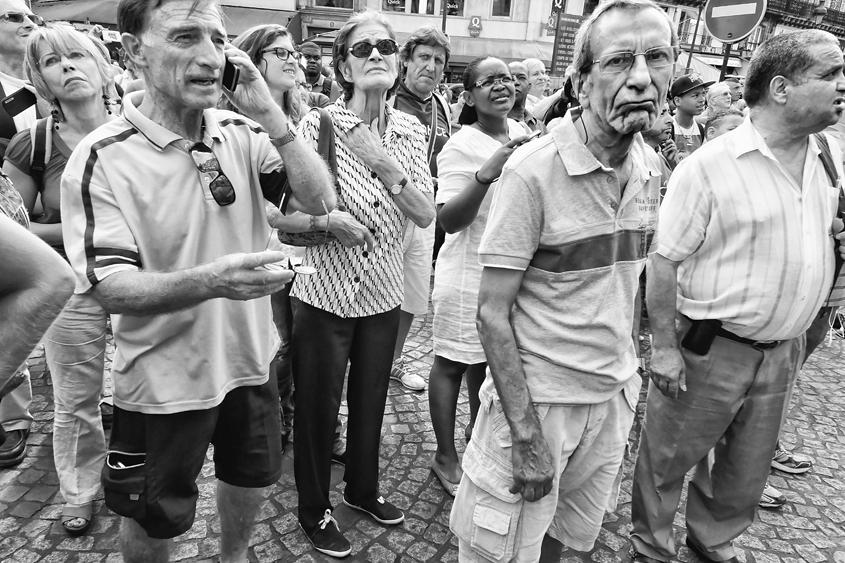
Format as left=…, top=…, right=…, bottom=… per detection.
left=785, top=42, right=845, bottom=132
left=578, top=7, right=675, bottom=137
left=404, top=44, right=446, bottom=95
left=134, top=0, right=226, bottom=113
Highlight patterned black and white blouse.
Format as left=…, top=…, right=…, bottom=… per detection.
left=291, top=98, right=434, bottom=318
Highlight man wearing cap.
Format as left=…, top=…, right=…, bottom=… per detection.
left=670, top=73, right=713, bottom=161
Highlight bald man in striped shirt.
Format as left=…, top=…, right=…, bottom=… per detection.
left=630, top=30, right=845, bottom=563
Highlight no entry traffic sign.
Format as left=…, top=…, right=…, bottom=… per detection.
left=704, top=0, right=767, bottom=43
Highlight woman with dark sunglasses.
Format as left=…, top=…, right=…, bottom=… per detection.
left=428, top=56, right=534, bottom=496
left=283, top=9, right=435, bottom=558
left=2, top=23, right=119, bottom=537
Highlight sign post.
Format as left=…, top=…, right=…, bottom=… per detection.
left=703, top=0, right=767, bottom=78
left=551, top=13, right=586, bottom=76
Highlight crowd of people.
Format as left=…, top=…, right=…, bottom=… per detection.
left=0, top=0, right=844, bottom=562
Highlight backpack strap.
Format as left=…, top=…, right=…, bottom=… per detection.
left=814, top=132, right=845, bottom=302
left=315, top=106, right=337, bottom=180
left=697, top=120, right=706, bottom=140
left=29, top=115, right=52, bottom=191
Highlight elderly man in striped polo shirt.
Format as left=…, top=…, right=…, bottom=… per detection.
left=630, top=30, right=845, bottom=563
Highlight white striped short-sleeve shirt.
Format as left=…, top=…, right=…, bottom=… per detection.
left=657, top=118, right=841, bottom=341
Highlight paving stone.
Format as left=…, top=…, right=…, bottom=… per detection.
left=2, top=309, right=845, bottom=562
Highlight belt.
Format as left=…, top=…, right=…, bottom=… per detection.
left=717, top=328, right=781, bottom=350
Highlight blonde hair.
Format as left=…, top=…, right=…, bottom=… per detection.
left=24, top=22, right=113, bottom=104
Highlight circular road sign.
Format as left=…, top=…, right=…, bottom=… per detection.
left=703, top=0, right=767, bottom=43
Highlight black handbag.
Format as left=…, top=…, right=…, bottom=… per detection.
left=277, top=107, right=343, bottom=247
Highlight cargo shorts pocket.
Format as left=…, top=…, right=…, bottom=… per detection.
left=465, top=489, right=522, bottom=562
left=102, top=450, right=147, bottom=520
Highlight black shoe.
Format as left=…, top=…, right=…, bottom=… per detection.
left=685, top=538, right=739, bottom=563
left=331, top=449, right=347, bottom=466
left=630, top=552, right=664, bottom=563
left=343, top=494, right=404, bottom=525
left=301, top=510, right=351, bottom=558
left=100, top=402, right=114, bottom=430
left=0, top=429, right=29, bottom=468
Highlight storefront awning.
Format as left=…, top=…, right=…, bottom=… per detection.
left=33, top=1, right=294, bottom=37
left=446, top=37, right=553, bottom=66
left=676, top=52, right=743, bottom=82
left=220, top=6, right=295, bottom=37
left=33, top=0, right=119, bottom=25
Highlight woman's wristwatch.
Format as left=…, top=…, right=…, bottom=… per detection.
left=388, top=177, right=408, bottom=196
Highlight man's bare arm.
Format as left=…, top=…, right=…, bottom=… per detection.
left=92, top=251, right=293, bottom=316
left=0, top=217, right=74, bottom=385
left=646, top=253, right=686, bottom=398
left=477, top=266, right=554, bottom=502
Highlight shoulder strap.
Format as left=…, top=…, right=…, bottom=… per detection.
left=315, top=107, right=337, bottom=180
left=29, top=116, right=52, bottom=191
left=0, top=81, right=18, bottom=150
left=697, top=121, right=705, bottom=140
left=815, top=132, right=845, bottom=298
left=814, top=133, right=839, bottom=188
left=321, top=78, right=332, bottom=98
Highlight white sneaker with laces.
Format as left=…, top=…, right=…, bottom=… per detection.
left=390, top=363, right=426, bottom=391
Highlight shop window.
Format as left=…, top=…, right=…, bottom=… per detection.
left=315, top=0, right=354, bottom=7
left=441, top=0, right=465, bottom=17
left=492, top=0, right=511, bottom=17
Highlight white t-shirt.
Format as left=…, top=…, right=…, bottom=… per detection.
left=0, top=70, right=36, bottom=133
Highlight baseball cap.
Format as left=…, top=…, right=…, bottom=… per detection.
left=670, top=73, right=715, bottom=98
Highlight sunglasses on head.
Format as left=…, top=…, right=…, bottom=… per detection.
left=0, top=12, right=43, bottom=25
left=189, top=142, right=236, bottom=206
left=348, top=38, right=398, bottom=59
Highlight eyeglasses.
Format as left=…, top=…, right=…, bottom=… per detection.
left=590, top=46, right=677, bottom=74
left=260, top=47, right=300, bottom=62
left=189, top=142, right=236, bottom=206
left=348, top=39, right=398, bottom=59
left=296, top=81, right=312, bottom=91
left=0, top=12, right=43, bottom=25
left=471, top=74, right=515, bottom=90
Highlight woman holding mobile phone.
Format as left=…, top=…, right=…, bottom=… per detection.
left=427, top=56, right=532, bottom=496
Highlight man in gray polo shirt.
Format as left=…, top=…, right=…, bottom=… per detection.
left=449, top=0, right=673, bottom=560
left=61, top=0, right=334, bottom=560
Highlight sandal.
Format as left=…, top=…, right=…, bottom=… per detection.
left=430, top=454, right=461, bottom=497
left=61, top=503, right=93, bottom=536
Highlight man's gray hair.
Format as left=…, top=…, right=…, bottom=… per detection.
left=399, top=26, right=450, bottom=68
left=571, top=0, right=678, bottom=74
left=744, top=30, right=840, bottom=108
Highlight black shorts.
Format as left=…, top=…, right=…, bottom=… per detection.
left=101, top=378, right=282, bottom=539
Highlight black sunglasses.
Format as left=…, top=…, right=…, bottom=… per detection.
left=189, top=142, right=236, bottom=206
left=260, top=47, right=300, bottom=62
left=0, top=12, right=43, bottom=25
left=348, top=39, right=398, bottom=59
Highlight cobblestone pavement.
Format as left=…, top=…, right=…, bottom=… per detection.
left=2, top=306, right=845, bottom=562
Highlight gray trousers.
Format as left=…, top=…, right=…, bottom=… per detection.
left=630, top=318, right=804, bottom=561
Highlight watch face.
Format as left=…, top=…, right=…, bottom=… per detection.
left=391, top=184, right=402, bottom=195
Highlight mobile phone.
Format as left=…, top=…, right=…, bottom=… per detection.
left=222, top=59, right=240, bottom=92
left=2, top=88, right=37, bottom=117
left=521, top=130, right=542, bottom=144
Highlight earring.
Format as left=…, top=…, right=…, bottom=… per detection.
left=102, top=93, right=112, bottom=115
left=50, top=101, right=60, bottom=130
